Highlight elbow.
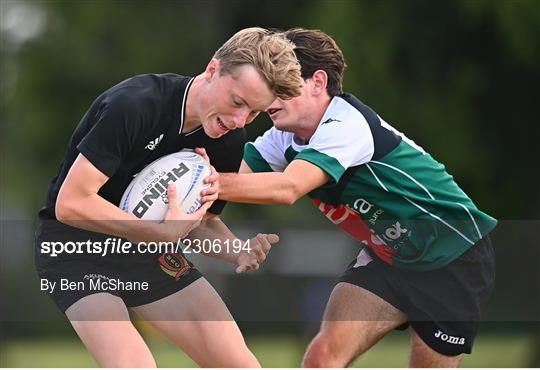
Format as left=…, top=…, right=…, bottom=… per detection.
left=279, top=188, right=301, bottom=205
left=55, top=197, right=76, bottom=223
left=55, top=201, right=70, bottom=223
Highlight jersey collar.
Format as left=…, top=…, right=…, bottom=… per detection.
left=179, top=77, right=195, bottom=135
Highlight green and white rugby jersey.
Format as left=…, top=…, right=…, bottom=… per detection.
left=244, top=93, right=497, bottom=271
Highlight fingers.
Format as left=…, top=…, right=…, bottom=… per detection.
left=195, top=147, right=210, bottom=162
left=164, top=184, right=188, bottom=222
left=201, top=166, right=219, bottom=203
left=236, top=259, right=259, bottom=274
left=236, top=265, right=248, bottom=274
left=249, top=233, right=279, bottom=263
left=163, top=184, right=209, bottom=239
left=252, top=234, right=269, bottom=262
left=203, top=165, right=218, bottom=185
left=166, top=184, right=178, bottom=209
left=195, top=147, right=217, bottom=202
left=256, top=233, right=279, bottom=251
left=189, top=201, right=212, bottom=219
left=236, top=233, right=280, bottom=274
left=265, top=233, right=280, bottom=245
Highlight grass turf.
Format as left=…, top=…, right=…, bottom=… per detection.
left=1, top=332, right=534, bottom=367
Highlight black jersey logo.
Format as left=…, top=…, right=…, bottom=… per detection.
left=145, top=134, right=164, bottom=150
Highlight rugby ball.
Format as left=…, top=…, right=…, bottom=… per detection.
left=120, top=150, right=211, bottom=221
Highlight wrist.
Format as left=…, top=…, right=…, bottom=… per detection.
left=217, top=173, right=234, bottom=200
left=158, top=223, right=184, bottom=243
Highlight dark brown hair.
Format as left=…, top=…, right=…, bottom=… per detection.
left=284, top=28, right=346, bottom=97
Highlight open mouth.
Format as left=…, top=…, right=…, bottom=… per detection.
left=267, top=108, right=281, bottom=116
left=266, top=108, right=281, bottom=118
left=217, top=117, right=229, bottom=132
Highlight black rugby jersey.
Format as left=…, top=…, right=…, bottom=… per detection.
left=39, top=73, right=245, bottom=220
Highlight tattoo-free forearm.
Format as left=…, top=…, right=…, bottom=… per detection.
left=184, top=217, right=244, bottom=264
left=219, top=172, right=298, bottom=204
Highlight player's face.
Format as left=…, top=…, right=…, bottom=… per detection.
left=200, top=60, right=275, bottom=138
left=266, top=81, right=313, bottom=132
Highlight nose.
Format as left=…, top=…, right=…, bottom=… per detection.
left=232, top=108, right=253, bottom=128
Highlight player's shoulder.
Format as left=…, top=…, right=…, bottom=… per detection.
left=100, top=73, right=188, bottom=111
left=261, top=126, right=294, bottom=144
left=311, top=94, right=376, bottom=145
left=323, top=93, right=381, bottom=128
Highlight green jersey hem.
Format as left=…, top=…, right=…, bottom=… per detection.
left=295, top=148, right=345, bottom=184
left=244, top=143, right=274, bottom=173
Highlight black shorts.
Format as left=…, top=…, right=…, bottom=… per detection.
left=338, top=236, right=495, bottom=356
left=35, top=220, right=202, bottom=313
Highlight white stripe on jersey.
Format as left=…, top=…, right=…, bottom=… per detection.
left=457, top=202, right=483, bottom=239
left=366, top=163, right=389, bottom=192
left=403, top=196, right=475, bottom=245
left=371, top=160, right=436, bottom=200
left=379, top=116, right=426, bottom=154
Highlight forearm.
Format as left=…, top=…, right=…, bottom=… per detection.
left=185, top=217, right=245, bottom=264
left=219, top=172, right=298, bottom=205
left=56, top=193, right=173, bottom=243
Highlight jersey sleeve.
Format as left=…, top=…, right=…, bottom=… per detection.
left=76, top=92, right=150, bottom=177
left=243, top=127, right=289, bottom=173
left=295, top=97, right=375, bottom=184
left=205, top=128, right=247, bottom=215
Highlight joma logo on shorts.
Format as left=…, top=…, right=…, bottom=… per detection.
left=434, top=330, right=465, bottom=345
left=133, top=163, right=189, bottom=218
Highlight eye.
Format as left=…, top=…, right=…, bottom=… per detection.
left=232, top=98, right=243, bottom=107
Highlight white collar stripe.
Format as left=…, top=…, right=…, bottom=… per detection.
left=179, top=77, right=195, bottom=134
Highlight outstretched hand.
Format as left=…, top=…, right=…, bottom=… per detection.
left=236, top=233, right=279, bottom=274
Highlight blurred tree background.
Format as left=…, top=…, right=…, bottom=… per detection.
left=2, top=0, right=538, bottom=221
left=1, top=0, right=539, bottom=367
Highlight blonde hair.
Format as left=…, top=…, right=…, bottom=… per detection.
left=214, top=27, right=303, bottom=100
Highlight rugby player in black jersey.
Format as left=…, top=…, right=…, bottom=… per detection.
left=35, top=27, right=302, bottom=367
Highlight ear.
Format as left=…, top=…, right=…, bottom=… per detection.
left=311, top=70, right=328, bottom=96
left=204, top=58, right=220, bottom=81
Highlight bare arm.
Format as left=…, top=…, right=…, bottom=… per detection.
left=186, top=213, right=278, bottom=273
left=219, top=159, right=331, bottom=205
left=186, top=213, right=243, bottom=264
left=55, top=153, right=207, bottom=243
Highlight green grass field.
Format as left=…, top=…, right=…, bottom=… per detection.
left=1, top=332, right=534, bottom=367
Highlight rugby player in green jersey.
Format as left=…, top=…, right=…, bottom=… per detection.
left=216, top=28, right=497, bottom=367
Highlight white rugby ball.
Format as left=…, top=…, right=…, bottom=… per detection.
left=120, top=150, right=211, bottom=221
